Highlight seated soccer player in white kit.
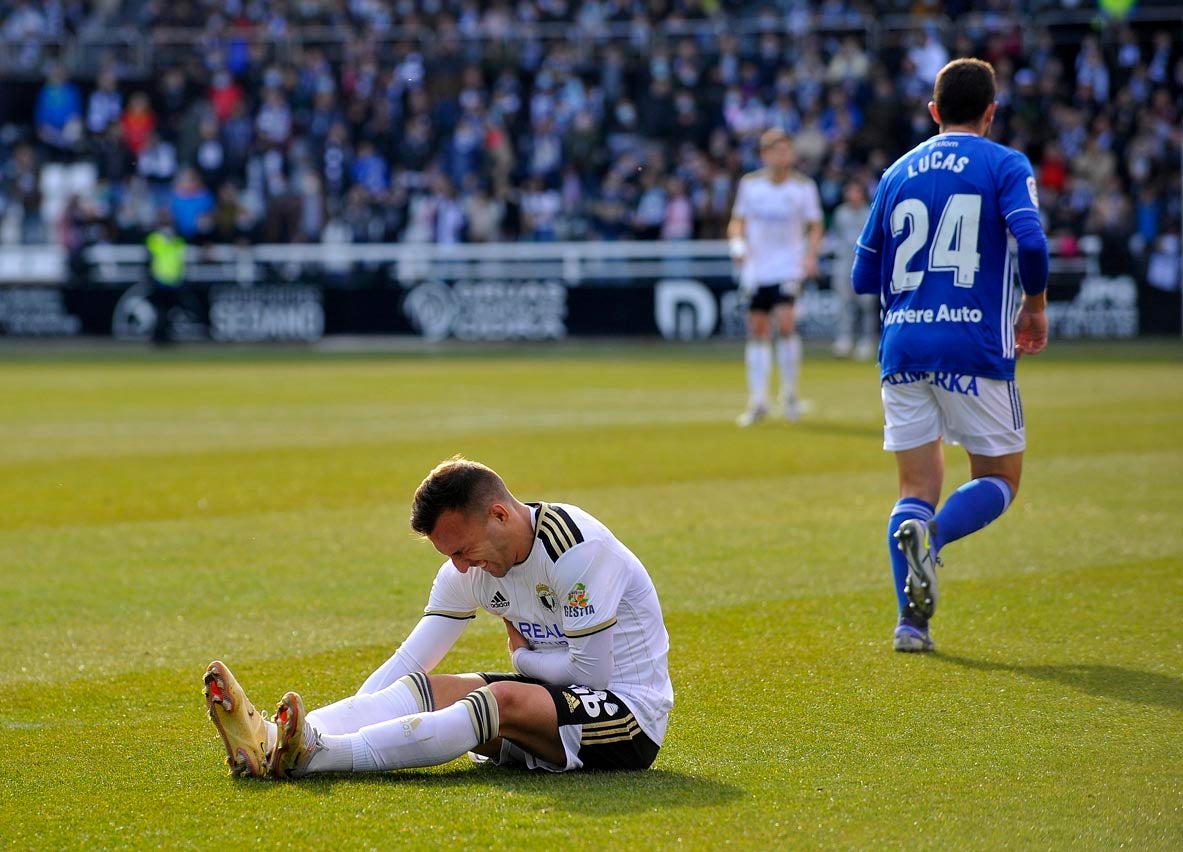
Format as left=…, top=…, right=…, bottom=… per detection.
left=203, top=457, right=674, bottom=777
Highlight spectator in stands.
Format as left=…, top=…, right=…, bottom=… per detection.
left=169, top=168, right=215, bottom=241
left=35, top=64, right=83, bottom=159
left=86, top=69, right=122, bottom=137
left=120, top=93, right=157, bottom=158
left=1, top=142, right=39, bottom=241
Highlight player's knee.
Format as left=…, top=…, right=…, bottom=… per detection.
left=485, top=680, right=518, bottom=720
left=485, top=681, right=547, bottom=732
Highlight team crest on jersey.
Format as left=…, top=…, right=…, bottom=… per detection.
left=564, top=583, right=595, bottom=618
left=1026, top=176, right=1039, bottom=207
left=536, top=584, right=557, bottom=612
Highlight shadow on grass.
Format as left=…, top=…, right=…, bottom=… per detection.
left=935, top=654, right=1183, bottom=711
left=293, top=765, right=743, bottom=813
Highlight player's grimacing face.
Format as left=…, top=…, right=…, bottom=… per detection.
left=429, top=507, right=515, bottom=578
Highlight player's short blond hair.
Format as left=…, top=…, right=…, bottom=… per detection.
left=760, top=128, right=790, bottom=150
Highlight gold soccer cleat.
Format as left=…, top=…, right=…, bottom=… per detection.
left=269, top=691, right=320, bottom=779
left=203, top=660, right=269, bottom=778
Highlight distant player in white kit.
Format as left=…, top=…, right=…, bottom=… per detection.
left=728, top=128, right=824, bottom=426
left=203, top=457, right=673, bottom=778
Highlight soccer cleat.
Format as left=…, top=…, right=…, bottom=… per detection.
left=203, top=660, right=269, bottom=778
left=893, top=619, right=935, bottom=653
left=735, top=404, right=768, bottom=427
left=783, top=394, right=801, bottom=423
left=270, top=691, right=321, bottom=779
left=895, top=518, right=941, bottom=619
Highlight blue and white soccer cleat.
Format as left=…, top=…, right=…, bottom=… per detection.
left=895, top=518, right=940, bottom=619
left=270, top=691, right=322, bottom=779
left=893, top=619, right=935, bottom=653
left=203, top=660, right=270, bottom=778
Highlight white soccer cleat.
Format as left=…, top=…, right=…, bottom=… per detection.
left=203, top=660, right=270, bottom=778
left=895, top=519, right=940, bottom=619
left=783, top=394, right=801, bottom=423
left=832, top=337, right=853, bottom=358
left=270, top=691, right=321, bottom=779
left=735, top=404, right=768, bottom=427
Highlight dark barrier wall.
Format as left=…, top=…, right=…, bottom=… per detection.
left=0, top=265, right=1170, bottom=341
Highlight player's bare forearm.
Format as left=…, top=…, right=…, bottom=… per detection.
left=727, top=217, right=747, bottom=264
left=804, top=221, right=823, bottom=278
left=1015, top=291, right=1048, bottom=357
left=504, top=618, right=531, bottom=654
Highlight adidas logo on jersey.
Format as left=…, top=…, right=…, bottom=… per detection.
left=489, top=591, right=510, bottom=609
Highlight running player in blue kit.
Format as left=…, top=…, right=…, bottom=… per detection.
left=851, top=58, right=1049, bottom=652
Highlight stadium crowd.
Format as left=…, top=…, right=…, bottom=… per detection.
left=0, top=0, right=1179, bottom=277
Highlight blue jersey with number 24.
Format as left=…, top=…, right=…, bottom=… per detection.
left=856, top=132, right=1040, bottom=381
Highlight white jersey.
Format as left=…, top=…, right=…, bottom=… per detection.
left=423, top=502, right=674, bottom=744
left=732, top=169, right=823, bottom=289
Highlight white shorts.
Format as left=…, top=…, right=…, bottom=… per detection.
left=881, top=371, right=1025, bottom=456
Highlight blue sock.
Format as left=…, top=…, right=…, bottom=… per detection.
left=932, top=477, right=1013, bottom=553
left=888, top=498, right=935, bottom=617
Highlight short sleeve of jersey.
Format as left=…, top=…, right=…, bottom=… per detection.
left=554, top=540, right=625, bottom=639
left=731, top=176, right=750, bottom=219
left=997, top=149, right=1039, bottom=222
left=422, top=561, right=479, bottom=620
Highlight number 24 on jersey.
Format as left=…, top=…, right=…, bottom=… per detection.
left=890, top=193, right=982, bottom=293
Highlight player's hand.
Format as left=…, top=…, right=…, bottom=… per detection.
left=803, top=255, right=819, bottom=280
left=1014, top=304, right=1048, bottom=357
left=504, top=618, right=531, bottom=653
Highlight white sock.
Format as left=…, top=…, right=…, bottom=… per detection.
left=263, top=719, right=277, bottom=754
left=306, top=687, right=499, bottom=774
left=304, top=732, right=358, bottom=773
left=305, top=672, right=434, bottom=735
left=745, top=340, right=772, bottom=407
left=776, top=335, right=802, bottom=398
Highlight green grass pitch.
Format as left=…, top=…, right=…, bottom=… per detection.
left=1, top=339, right=1180, bottom=849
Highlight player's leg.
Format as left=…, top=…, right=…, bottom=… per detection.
left=481, top=684, right=660, bottom=772
left=893, top=440, right=943, bottom=626
left=774, top=291, right=802, bottom=420
left=302, top=670, right=445, bottom=735
left=273, top=672, right=489, bottom=775
left=930, top=377, right=1025, bottom=555
left=832, top=274, right=854, bottom=357
left=930, top=451, right=1020, bottom=554
left=882, top=376, right=944, bottom=650
left=739, top=297, right=773, bottom=426
left=275, top=678, right=564, bottom=777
